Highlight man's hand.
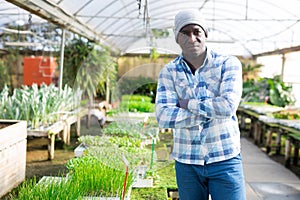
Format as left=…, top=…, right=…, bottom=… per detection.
left=178, top=99, right=189, bottom=109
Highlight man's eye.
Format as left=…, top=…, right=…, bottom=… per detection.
left=180, top=31, right=188, bottom=35
left=194, top=30, right=201, bottom=35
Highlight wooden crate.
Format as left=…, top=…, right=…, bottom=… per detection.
left=0, top=120, right=27, bottom=198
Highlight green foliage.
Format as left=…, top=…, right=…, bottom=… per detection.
left=16, top=176, right=81, bottom=200
left=267, top=75, right=295, bottom=107
left=272, top=109, right=300, bottom=120
left=150, top=48, right=160, bottom=60
left=16, top=156, right=133, bottom=199
left=117, top=76, right=157, bottom=98
left=63, top=38, right=94, bottom=87
left=67, top=156, right=133, bottom=197
left=102, top=121, right=144, bottom=138
left=0, top=59, right=9, bottom=90
left=122, top=94, right=152, bottom=102
left=63, top=38, right=117, bottom=100
left=0, top=83, right=82, bottom=128
left=152, top=28, right=170, bottom=38
left=131, top=187, right=168, bottom=200
left=242, top=78, right=269, bottom=102
left=242, top=62, right=263, bottom=80
left=122, top=101, right=155, bottom=112
left=79, top=135, right=154, bottom=169
left=119, top=94, right=155, bottom=113
left=242, top=76, right=295, bottom=107
left=154, top=162, right=177, bottom=189
left=74, top=47, right=116, bottom=99
left=95, top=47, right=117, bottom=97
left=1, top=48, right=20, bottom=90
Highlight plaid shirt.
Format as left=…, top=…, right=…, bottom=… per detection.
left=155, top=48, right=243, bottom=165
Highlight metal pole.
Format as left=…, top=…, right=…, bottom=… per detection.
left=58, top=28, right=66, bottom=94
left=281, top=53, right=286, bottom=81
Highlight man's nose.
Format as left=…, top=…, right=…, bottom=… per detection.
left=186, top=33, right=198, bottom=42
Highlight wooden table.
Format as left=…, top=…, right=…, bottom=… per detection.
left=238, top=104, right=300, bottom=167
left=27, top=107, right=89, bottom=160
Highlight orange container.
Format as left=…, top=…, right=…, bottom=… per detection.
left=23, top=56, right=57, bottom=86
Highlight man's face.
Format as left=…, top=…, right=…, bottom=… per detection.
left=177, top=24, right=207, bottom=58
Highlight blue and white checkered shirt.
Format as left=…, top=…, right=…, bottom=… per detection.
left=155, top=48, right=243, bottom=165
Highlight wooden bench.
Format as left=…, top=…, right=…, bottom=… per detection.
left=238, top=105, right=300, bottom=168
left=27, top=107, right=89, bottom=160
left=284, top=132, right=300, bottom=167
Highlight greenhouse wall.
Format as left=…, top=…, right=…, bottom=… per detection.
left=117, top=55, right=175, bottom=79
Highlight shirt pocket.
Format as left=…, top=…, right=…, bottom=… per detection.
left=196, top=75, right=219, bottom=99
left=204, top=73, right=221, bottom=96
left=174, top=78, right=194, bottom=99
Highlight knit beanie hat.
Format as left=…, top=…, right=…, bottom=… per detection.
left=174, top=9, right=208, bottom=42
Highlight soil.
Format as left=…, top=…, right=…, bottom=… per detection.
left=0, top=122, right=15, bottom=129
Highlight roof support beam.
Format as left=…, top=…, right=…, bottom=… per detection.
left=253, top=45, right=300, bottom=58
left=5, top=0, right=119, bottom=51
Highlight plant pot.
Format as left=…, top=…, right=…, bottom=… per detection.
left=74, top=143, right=87, bottom=157
left=132, top=165, right=153, bottom=188
left=0, top=120, right=27, bottom=198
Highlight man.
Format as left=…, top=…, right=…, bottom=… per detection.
left=155, top=9, right=246, bottom=200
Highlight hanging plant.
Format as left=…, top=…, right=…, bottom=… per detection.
left=0, top=59, right=9, bottom=91
left=73, top=46, right=117, bottom=102
left=63, top=37, right=94, bottom=87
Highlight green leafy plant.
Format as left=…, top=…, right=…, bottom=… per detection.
left=242, top=78, right=269, bottom=103
left=119, top=94, right=155, bottom=113
left=74, top=47, right=117, bottom=100
left=16, top=176, right=81, bottom=200
left=116, top=76, right=157, bottom=98
left=242, top=76, right=295, bottom=107
left=131, top=187, right=168, bottom=200
left=63, top=38, right=117, bottom=103
left=0, top=83, right=82, bottom=128
left=102, top=121, right=144, bottom=138
left=242, top=62, right=263, bottom=81
left=63, top=37, right=94, bottom=87
left=154, top=162, right=177, bottom=189
left=267, top=75, right=295, bottom=107
left=79, top=133, right=156, bottom=175
left=272, top=109, right=300, bottom=120
left=16, top=155, right=133, bottom=199
left=67, top=156, right=133, bottom=198
left=0, top=59, right=9, bottom=91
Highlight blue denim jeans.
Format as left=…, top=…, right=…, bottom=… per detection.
left=175, top=154, right=246, bottom=200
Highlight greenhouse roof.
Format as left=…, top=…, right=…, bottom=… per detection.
left=1, top=0, right=300, bottom=57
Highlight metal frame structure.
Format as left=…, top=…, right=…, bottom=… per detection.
left=1, top=0, right=300, bottom=57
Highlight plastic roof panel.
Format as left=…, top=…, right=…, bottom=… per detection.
left=1, top=0, right=300, bottom=57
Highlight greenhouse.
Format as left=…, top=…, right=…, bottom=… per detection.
left=0, top=0, right=300, bottom=199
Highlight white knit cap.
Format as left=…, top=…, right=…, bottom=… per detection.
left=174, top=9, right=208, bottom=42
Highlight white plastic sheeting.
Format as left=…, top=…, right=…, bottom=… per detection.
left=1, top=0, right=300, bottom=57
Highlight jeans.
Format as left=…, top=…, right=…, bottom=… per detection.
left=175, top=154, right=246, bottom=200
